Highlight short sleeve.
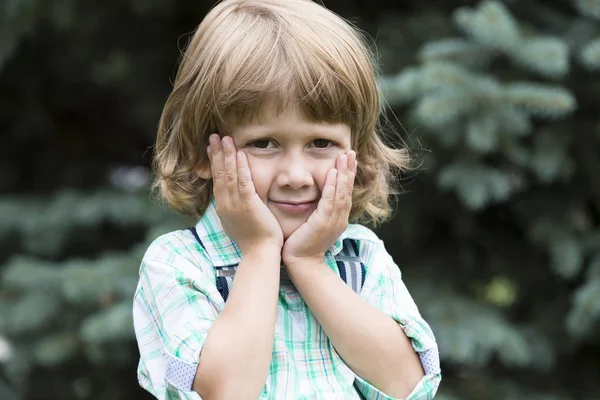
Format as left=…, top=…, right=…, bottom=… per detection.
left=133, top=233, right=223, bottom=399
left=354, top=239, right=441, bottom=400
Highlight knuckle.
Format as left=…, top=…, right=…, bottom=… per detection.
left=338, top=190, right=349, bottom=201
left=225, top=170, right=236, bottom=182
left=213, top=169, right=225, bottom=179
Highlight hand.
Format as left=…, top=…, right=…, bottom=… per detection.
left=282, top=151, right=357, bottom=268
left=208, top=134, right=284, bottom=254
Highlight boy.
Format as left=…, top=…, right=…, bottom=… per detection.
left=133, top=0, right=441, bottom=399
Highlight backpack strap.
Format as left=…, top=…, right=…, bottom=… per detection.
left=188, top=227, right=365, bottom=302
left=188, top=227, right=235, bottom=302
left=334, top=239, right=366, bottom=294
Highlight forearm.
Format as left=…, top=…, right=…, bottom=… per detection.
left=288, top=262, right=424, bottom=399
left=194, top=245, right=281, bottom=400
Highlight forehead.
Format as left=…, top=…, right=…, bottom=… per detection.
left=223, top=99, right=351, bottom=140
left=225, top=99, right=350, bottom=133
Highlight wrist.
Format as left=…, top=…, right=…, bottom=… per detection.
left=284, top=256, right=327, bottom=274
left=243, top=242, right=282, bottom=261
left=286, top=260, right=331, bottom=289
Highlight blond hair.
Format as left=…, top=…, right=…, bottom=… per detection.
left=152, top=0, right=409, bottom=226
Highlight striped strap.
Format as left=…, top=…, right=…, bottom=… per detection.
left=334, top=239, right=366, bottom=294
left=188, top=227, right=365, bottom=301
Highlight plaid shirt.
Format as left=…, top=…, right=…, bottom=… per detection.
left=133, top=200, right=441, bottom=399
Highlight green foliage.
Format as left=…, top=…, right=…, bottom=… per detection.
left=0, top=0, right=41, bottom=73
left=579, top=37, right=600, bottom=70
left=376, top=0, right=600, bottom=398
left=575, top=0, right=600, bottom=70
left=576, top=0, right=600, bottom=19
left=380, top=1, right=578, bottom=210
left=0, top=190, right=184, bottom=397
left=0, top=190, right=169, bottom=257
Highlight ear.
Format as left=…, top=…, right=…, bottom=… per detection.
left=194, top=158, right=211, bottom=180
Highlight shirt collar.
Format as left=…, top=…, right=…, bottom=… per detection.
left=194, top=197, right=375, bottom=267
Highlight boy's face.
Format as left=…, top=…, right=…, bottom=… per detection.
left=225, top=102, right=352, bottom=239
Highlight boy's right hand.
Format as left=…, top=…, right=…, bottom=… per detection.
left=207, top=134, right=284, bottom=254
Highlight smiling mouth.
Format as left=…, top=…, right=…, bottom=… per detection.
left=270, top=200, right=316, bottom=213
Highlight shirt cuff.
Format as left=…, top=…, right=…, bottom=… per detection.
left=354, top=371, right=441, bottom=400
left=354, top=317, right=441, bottom=400
left=399, top=316, right=442, bottom=399
left=165, top=352, right=200, bottom=393
left=162, top=323, right=210, bottom=394
left=165, top=378, right=204, bottom=399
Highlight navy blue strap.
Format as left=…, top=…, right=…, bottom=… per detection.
left=188, top=227, right=230, bottom=301
left=188, top=226, right=205, bottom=250
left=188, top=228, right=365, bottom=302
left=215, top=276, right=230, bottom=302
left=335, top=239, right=366, bottom=294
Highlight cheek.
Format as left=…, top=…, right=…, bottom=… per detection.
left=246, top=158, right=273, bottom=198
left=314, top=158, right=337, bottom=193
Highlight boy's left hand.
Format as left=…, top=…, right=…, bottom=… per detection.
left=282, top=151, right=357, bottom=268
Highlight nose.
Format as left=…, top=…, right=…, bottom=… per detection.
left=276, top=152, right=314, bottom=190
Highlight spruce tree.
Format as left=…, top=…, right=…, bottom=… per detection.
left=377, top=1, right=600, bottom=398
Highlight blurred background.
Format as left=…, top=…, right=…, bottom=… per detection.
left=1, top=0, right=600, bottom=399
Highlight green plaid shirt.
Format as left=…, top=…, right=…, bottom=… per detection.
left=133, top=200, right=441, bottom=399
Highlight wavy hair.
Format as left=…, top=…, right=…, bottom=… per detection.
left=152, top=0, right=409, bottom=226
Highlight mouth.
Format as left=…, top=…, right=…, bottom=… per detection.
left=270, top=200, right=317, bottom=213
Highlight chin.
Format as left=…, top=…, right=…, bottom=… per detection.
left=280, top=221, right=305, bottom=240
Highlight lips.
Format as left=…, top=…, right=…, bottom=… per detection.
left=273, top=200, right=316, bottom=205
left=270, top=200, right=316, bottom=213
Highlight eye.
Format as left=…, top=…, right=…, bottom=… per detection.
left=311, top=139, right=332, bottom=149
left=249, top=139, right=275, bottom=149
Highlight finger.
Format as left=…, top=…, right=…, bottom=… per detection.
left=347, top=150, right=357, bottom=192
left=345, top=150, right=356, bottom=217
left=209, top=134, right=226, bottom=197
left=222, top=136, right=239, bottom=198
left=317, top=168, right=337, bottom=218
left=348, top=150, right=357, bottom=175
left=336, top=154, right=349, bottom=203
left=333, top=154, right=351, bottom=222
left=237, top=151, right=257, bottom=200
